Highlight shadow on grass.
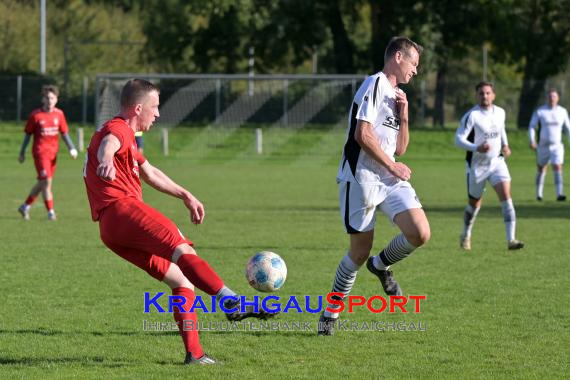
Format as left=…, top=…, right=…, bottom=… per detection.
left=0, top=328, right=174, bottom=337
left=0, top=355, right=128, bottom=367
left=425, top=203, right=569, bottom=219
left=0, top=327, right=315, bottom=339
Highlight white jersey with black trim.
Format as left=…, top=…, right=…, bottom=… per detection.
left=337, top=72, right=399, bottom=184
left=528, top=104, right=570, bottom=146
left=455, top=105, right=508, bottom=183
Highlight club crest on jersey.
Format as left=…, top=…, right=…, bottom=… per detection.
left=382, top=115, right=400, bottom=131
left=132, top=161, right=140, bottom=177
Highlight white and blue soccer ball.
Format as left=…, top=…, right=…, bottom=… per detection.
left=245, top=251, right=287, bottom=292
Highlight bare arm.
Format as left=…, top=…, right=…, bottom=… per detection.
left=395, top=88, right=409, bottom=156
left=96, top=134, right=121, bottom=180
left=139, top=161, right=205, bottom=224
left=355, top=120, right=411, bottom=181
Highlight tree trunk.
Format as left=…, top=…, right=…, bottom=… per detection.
left=433, top=63, right=447, bottom=128
left=370, top=1, right=395, bottom=71
left=326, top=0, right=354, bottom=73
left=517, top=74, right=545, bottom=129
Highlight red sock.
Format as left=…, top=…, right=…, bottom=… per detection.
left=45, top=199, right=54, bottom=211
left=172, top=287, right=204, bottom=358
left=176, top=254, right=224, bottom=295
left=25, top=195, right=38, bottom=205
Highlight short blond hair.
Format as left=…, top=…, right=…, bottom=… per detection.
left=384, top=36, right=423, bottom=62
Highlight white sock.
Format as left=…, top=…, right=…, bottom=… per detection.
left=536, top=171, right=546, bottom=198
left=554, top=170, right=563, bottom=197
left=462, top=204, right=480, bottom=237
left=216, top=286, right=237, bottom=306
left=501, top=199, right=516, bottom=242
left=324, top=254, right=360, bottom=318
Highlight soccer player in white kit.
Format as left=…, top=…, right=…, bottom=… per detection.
left=456, top=82, right=524, bottom=251
left=528, top=88, right=570, bottom=201
left=318, top=37, right=431, bottom=335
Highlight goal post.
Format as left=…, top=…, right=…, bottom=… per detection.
left=94, top=73, right=365, bottom=156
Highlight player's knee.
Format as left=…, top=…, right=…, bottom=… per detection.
left=162, top=264, right=194, bottom=290
left=172, top=244, right=197, bottom=263
left=408, top=226, right=430, bottom=247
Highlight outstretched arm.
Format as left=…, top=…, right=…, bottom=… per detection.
left=18, top=134, right=31, bottom=163
left=139, top=161, right=205, bottom=224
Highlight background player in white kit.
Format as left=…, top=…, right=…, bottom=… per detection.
left=528, top=88, right=570, bottom=201
left=456, top=81, right=524, bottom=251
left=318, top=37, right=431, bottom=336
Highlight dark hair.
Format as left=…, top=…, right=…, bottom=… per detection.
left=42, top=85, right=59, bottom=97
left=475, top=81, right=494, bottom=92
left=120, top=79, right=160, bottom=108
left=384, top=36, right=423, bottom=62
left=547, top=88, right=559, bottom=95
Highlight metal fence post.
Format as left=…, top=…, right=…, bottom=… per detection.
left=255, top=128, right=262, bottom=154
left=16, top=75, right=22, bottom=122
left=94, top=77, right=101, bottom=128
left=161, top=128, right=169, bottom=156
left=82, top=76, right=88, bottom=125
left=77, top=127, right=84, bottom=152
left=282, top=79, right=288, bottom=126
left=215, top=78, right=221, bottom=123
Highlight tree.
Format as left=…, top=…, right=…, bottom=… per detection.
left=421, top=0, right=488, bottom=127
left=492, top=0, right=570, bottom=128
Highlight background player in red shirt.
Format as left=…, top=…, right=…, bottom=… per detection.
left=83, top=79, right=275, bottom=365
left=18, top=85, right=78, bottom=220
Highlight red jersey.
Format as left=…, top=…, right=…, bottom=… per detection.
left=84, top=117, right=146, bottom=221
left=24, top=107, right=69, bottom=157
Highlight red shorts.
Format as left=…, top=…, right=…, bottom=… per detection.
left=33, top=154, right=57, bottom=180
left=98, top=198, right=193, bottom=281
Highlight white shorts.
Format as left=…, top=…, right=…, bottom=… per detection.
left=537, top=144, right=564, bottom=166
left=338, top=179, right=422, bottom=233
left=467, top=159, right=511, bottom=199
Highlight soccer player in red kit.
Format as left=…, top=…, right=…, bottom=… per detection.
left=18, top=85, right=78, bottom=220
left=83, top=79, right=275, bottom=365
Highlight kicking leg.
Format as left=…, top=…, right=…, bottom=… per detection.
left=367, top=208, right=430, bottom=294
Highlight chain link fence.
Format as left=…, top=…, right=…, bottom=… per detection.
left=1, top=73, right=568, bottom=130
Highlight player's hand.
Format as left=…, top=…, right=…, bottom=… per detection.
left=476, top=142, right=490, bottom=153
left=395, top=88, right=408, bottom=114
left=183, top=194, right=205, bottom=225
left=18, top=153, right=25, bottom=163
left=388, top=162, right=412, bottom=181
left=96, top=160, right=116, bottom=180
left=502, top=145, right=511, bottom=158
left=529, top=142, right=537, bottom=151
left=70, top=148, right=78, bottom=159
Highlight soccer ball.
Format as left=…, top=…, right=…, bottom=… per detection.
left=245, top=251, right=287, bottom=292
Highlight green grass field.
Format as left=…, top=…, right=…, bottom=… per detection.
left=1, top=124, right=568, bottom=379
